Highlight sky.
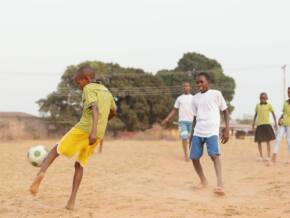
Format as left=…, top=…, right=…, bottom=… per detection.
left=0, top=0, right=289, bottom=119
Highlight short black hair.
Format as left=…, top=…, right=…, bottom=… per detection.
left=260, top=92, right=267, bottom=97
left=288, top=86, right=290, bottom=90
left=196, top=72, right=210, bottom=81
left=75, top=66, right=95, bottom=80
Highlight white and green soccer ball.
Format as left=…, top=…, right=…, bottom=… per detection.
left=27, top=145, right=49, bottom=167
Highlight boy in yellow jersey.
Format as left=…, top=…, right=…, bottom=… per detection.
left=252, top=92, right=277, bottom=161
left=270, top=87, right=290, bottom=164
left=29, top=66, right=116, bottom=210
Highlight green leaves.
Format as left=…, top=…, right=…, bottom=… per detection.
left=38, top=52, right=236, bottom=132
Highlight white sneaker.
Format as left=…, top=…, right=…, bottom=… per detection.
left=257, top=157, right=264, bottom=161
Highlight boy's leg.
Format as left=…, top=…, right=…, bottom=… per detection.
left=210, top=155, right=223, bottom=187
left=192, top=159, right=208, bottom=186
left=190, top=136, right=207, bottom=186
left=182, top=139, right=189, bottom=161
left=179, top=122, right=190, bottom=161
left=257, top=142, right=263, bottom=159
left=266, top=141, right=271, bottom=159
left=285, top=127, right=290, bottom=163
left=271, top=126, right=285, bottom=163
left=206, top=136, right=225, bottom=195
left=30, top=145, right=59, bottom=195
left=98, top=140, right=103, bottom=153
left=66, top=162, right=84, bottom=210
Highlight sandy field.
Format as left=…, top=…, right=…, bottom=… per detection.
left=1, top=137, right=290, bottom=218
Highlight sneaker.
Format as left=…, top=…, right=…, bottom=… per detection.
left=257, top=157, right=264, bottom=161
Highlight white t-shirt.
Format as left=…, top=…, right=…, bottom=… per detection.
left=192, top=89, right=227, bottom=137
left=174, top=94, right=194, bottom=122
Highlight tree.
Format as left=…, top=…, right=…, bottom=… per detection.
left=38, top=61, right=173, bottom=132
left=157, top=52, right=236, bottom=112
left=38, top=52, right=236, bottom=133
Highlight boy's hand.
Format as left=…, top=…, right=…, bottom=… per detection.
left=221, top=128, right=229, bottom=144
left=89, top=133, right=97, bottom=145
left=278, top=118, right=283, bottom=126
left=161, top=118, right=169, bottom=126
left=108, top=110, right=116, bottom=120
left=252, top=123, right=255, bottom=130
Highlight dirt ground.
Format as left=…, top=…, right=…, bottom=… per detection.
left=1, top=137, right=290, bottom=218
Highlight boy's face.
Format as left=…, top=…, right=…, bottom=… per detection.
left=183, top=83, right=191, bottom=94
left=75, top=76, right=90, bottom=90
left=260, top=94, right=268, bottom=103
left=196, top=75, right=209, bottom=92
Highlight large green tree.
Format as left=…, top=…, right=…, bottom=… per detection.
left=157, top=52, right=235, bottom=111
left=38, top=61, right=173, bottom=132
left=38, top=52, right=236, bottom=133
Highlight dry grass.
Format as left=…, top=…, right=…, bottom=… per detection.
left=0, top=137, right=290, bottom=218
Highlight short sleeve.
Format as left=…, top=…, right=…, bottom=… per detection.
left=268, top=104, right=273, bottom=112
left=174, top=97, right=180, bottom=109
left=217, top=91, right=227, bottom=111
left=283, top=102, right=287, bottom=113
left=83, top=85, right=98, bottom=107
left=192, top=98, right=197, bottom=116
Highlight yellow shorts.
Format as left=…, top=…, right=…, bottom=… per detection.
left=57, top=128, right=100, bottom=167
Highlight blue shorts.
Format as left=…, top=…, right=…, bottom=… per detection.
left=190, top=135, right=220, bottom=160
left=178, top=121, right=193, bottom=140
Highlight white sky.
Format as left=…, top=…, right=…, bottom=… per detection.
left=0, top=0, right=289, bottom=119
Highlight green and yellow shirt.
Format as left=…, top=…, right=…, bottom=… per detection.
left=74, top=83, right=116, bottom=139
left=282, top=101, right=290, bottom=126
left=255, top=103, right=273, bottom=126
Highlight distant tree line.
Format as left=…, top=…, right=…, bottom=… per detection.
left=37, top=52, right=236, bottom=133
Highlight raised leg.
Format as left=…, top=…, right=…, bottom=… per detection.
left=30, top=145, right=59, bottom=195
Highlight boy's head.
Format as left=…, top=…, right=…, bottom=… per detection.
left=182, top=82, right=191, bottom=94
left=259, top=92, right=268, bottom=104
left=195, top=72, right=210, bottom=92
left=74, top=66, right=95, bottom=90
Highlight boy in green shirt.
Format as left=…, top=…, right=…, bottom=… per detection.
left=29, top=66, right=116, bottom=210
left=270, top=87, right=290, bottom=164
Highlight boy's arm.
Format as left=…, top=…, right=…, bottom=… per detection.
left=89, top=104, right=99, bottom=145
left=189, top=116, right=196, bottom=147
left=271, top=111, right=278, bottom=130
left=221, top=109, right=230, bottom=144
left=108, top=96, right=117, bottom=120
left=162, top=108, right=177, bottom=125
left=252, top=112, right=257, bottom=130
left=108, top=109, right=116, bottom=120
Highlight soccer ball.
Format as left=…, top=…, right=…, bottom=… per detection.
left=27, top=145, right=49, bottom=167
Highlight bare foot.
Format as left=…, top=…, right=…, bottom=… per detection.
left=213, top=186, right=225, bottom=196
left=30, top=172, right=45, bottom=196
left=65, top=201, right=75, bottom=210
left=266, top=160, right=274, bottom=167
left=193, top=182, right=208, bottom=190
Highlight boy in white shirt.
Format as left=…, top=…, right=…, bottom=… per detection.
left=162, top=82, right=194, bottom=161
left=189, top=72, right=229, bottom=195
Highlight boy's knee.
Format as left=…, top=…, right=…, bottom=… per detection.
left=74, top=162, right=82, bottom=169
left=210, top=155, right=219, bottom=161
